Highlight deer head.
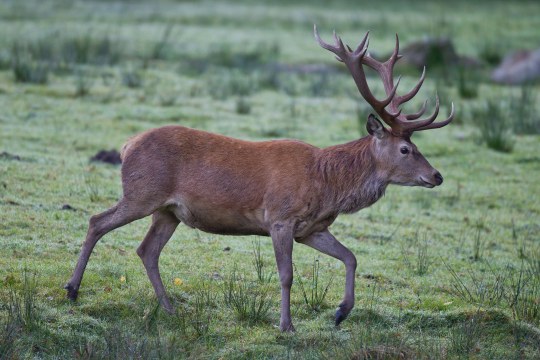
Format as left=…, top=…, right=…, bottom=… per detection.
left=314, top=26, right=455, bottom=188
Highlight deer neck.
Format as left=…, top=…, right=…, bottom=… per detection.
left=316, top=136, right=388, bottom=214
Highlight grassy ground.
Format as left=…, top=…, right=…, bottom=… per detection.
left=1, top=0, right=540, bottom=358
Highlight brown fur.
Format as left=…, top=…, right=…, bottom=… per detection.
left=65, top=123, right=444, bottom=332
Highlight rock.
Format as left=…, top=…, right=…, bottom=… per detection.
left=398, top=37, right=459, bottom=70
left=90, top=149, right=122, bottom=165
left=491, top=48, right=540, bottom=85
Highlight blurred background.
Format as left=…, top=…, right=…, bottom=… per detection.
left=0, top=0, right=538, bottom=149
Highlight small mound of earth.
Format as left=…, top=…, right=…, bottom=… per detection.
left=0, top=151, right=22, bottom=161
left=90, top=149, right=122, bottom=165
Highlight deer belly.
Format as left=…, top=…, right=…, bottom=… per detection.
left=169, top=201, right=268, bottom=236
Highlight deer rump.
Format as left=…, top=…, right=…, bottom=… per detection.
left=120, top=125, right=329, bottom=238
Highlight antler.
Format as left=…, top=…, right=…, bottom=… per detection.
left=314, top=25, right=455, bottom=136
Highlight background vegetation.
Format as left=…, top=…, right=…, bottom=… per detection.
left=0, top=0, right=539, bottom=358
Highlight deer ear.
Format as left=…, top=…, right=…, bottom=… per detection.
left=366, top=114, right=387, bottom=139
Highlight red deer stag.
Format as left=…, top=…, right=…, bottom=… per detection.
left=65, top=26, right=454, bottom=332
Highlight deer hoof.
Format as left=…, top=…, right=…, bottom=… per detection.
left=64, top=283, right=79, bottom=301
left=280, top=323, right=296, bottom=332
left=335, top=305, right=349, bottom=326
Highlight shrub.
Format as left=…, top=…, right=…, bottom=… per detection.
left=295, top=259, right=333, bottom=312
left=510, top=85, right=540, bottom=135
left=5, top=270, right=41, bottom=332
left=12, top=58, right=49, bottom=84
left=236, top=97, right=251, bottom=115
left=472, top=100, right=514, bottom=152
left=457, top=65, right=478, bottom=99
left=222, top=267, right=273, bottom=324
left=479, top=40, right=503, bottom=66
left=122, top=68, right=143, bottom=88
left=251, top=238, right=273, bottom=283
left=74, top=68, right=94, bottom=97
left=11, top=43, right=48, bottom=84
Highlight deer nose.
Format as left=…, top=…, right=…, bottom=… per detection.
left=434, top=172, right=443, bottom=185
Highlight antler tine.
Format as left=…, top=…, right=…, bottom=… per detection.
left=388, top=33, right=400, bottom=66
left=333, top=30, right=347, bottom=53
left=396, top=66, right=426, bottom=105
left=314, top=25, right=341, bottom=54
left=353, top=32, right=369, bottom=56
left=380, top=75, right=401, bottom=108
left=403, top=94, right=440, bottom=130
left=405, top=99, right=428, bottom=120
left=413, top=102, right=455, bottom=132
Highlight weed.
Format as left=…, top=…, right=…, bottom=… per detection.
left=366, top=279, right=382, bottom=313
left=445, top=261, right=507, bottom=307
left=444, top=180, right=462, bottom=206
left=510, top=85, right=539, bottom=135
left=11, top=43, right=49, bottom=83
left=74, top=68, right=94, bottom=97
left=355, top=102, right=371, bottom=137
left=158, top=94, right=176, bottom=107
left=60, top=35, right=121, bottom=66
left=401, top=231, right=432, bottom=276
left=150, top=23, right=174, bottom=61
left=188, top=286, right=214, bottom=337
left=506, top=261, right=540, bottom=324
left=472, top=219, right=486, bottom=261
left=0, top=319, right=18, bottom=359
left=121, top=68, right=143, bottom=88
left=479, top=40, right=503, bottom=66
left=222, top=267, right=273, bottom=324
left=377, top=220, right=403, bottom=245
left=294, top=259, right=333, bottom=312
left=182, top=42, right=279, bottom=75
left=472, top=99, right=515, bottom=152
left=448, top=310, right=484, bottom=357
left=457, top=65, right=478, bottom=99
left=142, top=301, right=162, bottom=333
left=83, top=167, right=101, bottom=203
left=252, top=238, right=273, bottom=283
left=526, top=244, right=540, bottom=281
left=236, top=97, right=252, bottom=115
left=415, top=234, right=432, bottom=276
left=512, top=219, right=528, bottom=260
left=192, top=279, right=218, bottom=308
left=5, top=270, right=41, bottom=333
left=12, top=58, right=49, bottom=84
left=207, top=69, right=256, bottom=99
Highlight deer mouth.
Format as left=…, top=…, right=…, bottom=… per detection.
left=419, top=177, right=436, bottom=188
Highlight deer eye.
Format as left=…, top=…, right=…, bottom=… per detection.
left=400, top=147, right=409, bottom=155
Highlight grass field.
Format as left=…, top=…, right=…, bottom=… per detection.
left=1, top=0, right=540, bottom=358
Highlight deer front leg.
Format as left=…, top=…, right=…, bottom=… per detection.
left=297, top=230, right=357, bottom=326
left=270, top=222, right=295, bottom=332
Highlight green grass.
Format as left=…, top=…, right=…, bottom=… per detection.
left=1, top=0, right=540, bottom=358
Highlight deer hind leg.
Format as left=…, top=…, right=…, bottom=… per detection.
left=297, top=230, right=357, bottom=326
left=136, top=210, right=179, bottom=313
left=65, top=197, right=154, bottom=301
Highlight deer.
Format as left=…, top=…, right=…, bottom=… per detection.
left=64, top=26, right=455, bottom=332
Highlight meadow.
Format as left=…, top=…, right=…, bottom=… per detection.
left=1, top=0, right=539, bottom=358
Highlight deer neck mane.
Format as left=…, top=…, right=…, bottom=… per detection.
left=316, top=136, right=388, bottom=214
